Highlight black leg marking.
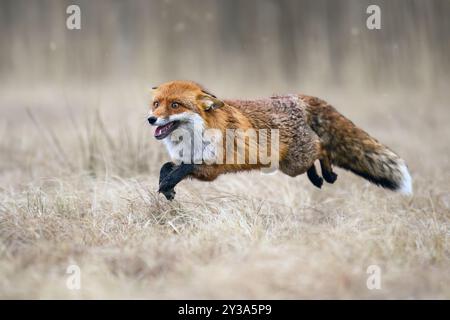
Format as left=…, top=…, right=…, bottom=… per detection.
left=320, top=159, right=337, bottom=184
left=159, top=162, right=175, bottom=184
left=307, top=165, right=323, bottom=189
left=158, top=162, right=176, bottom=200
left=158, top=163, right=195, bottom=200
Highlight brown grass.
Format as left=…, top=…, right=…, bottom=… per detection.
left=0, top=84, right=449, bottom=299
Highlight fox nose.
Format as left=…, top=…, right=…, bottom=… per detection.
left=148, top=116, right=157, bottom=125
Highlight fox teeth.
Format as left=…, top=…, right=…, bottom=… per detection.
left=155, top=122, right=174, bottom=137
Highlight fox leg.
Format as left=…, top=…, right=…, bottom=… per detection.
left=159, top=162, right=175, bottom=184
left=307, top=164, right=323, bottom=189
left=158, top=162, right=176, bottom=200
left=320, top=157, right=337, bottom=184
left=158, top=162, right=195, bottom=200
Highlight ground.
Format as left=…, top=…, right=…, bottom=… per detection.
left=0, top=84, right=449, bottom=299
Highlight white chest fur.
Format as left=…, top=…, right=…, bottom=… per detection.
left=161, top=113, right=219, bottom=164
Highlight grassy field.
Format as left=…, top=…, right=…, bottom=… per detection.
left=0, top=83, right=449, bottom=299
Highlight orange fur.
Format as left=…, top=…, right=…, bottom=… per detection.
left=151, top=81, right=412, bottom=195
left=151, top=81, right=290, bottom=181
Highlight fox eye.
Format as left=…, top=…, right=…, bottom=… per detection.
left=153, top=101, right=159, bottom=108
left=171, top=102, right=179, bottom=109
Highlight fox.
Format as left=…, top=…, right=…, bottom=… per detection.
left=148, top=80, right=412, bottom=200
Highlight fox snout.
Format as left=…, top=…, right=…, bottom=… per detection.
left=148, top=115, right=169, bottom=126
left=147, top=115, right=173, bottom=127
left=147, top=115, right=183, bottom=140
left=148, top=116, right=157, bottom=125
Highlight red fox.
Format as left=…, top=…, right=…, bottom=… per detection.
left=148, top=80, right=412, bottom=200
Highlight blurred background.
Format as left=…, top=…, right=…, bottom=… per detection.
left=1, top=0, right=449, bottom=94
left=1, top=0, right=450, bottom=299
left=0, top=0, right=449, bottom=181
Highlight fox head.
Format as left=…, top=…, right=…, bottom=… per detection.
left=148, top=80, right=224, bottom=140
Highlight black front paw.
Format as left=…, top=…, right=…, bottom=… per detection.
left=158, top=180, right=176, bottom=201
left=157, top=162, right=194, bottom=201
left=159, top=188, right=176, bottom=201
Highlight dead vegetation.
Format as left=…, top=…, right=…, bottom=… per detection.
left=0, top=85, right=449, bottom=299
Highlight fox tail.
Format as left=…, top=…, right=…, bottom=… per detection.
left=304, top=96, right=412, bottom=195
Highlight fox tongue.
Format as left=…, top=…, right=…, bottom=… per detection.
left=155, top=126, right=163, bottom=137
left=155, top=122, right=173, bottom=137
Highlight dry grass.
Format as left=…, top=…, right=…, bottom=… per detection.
left=0, top=84, right=449, bottom=299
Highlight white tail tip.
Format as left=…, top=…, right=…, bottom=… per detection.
left=398, top=163, right=413, bottom=195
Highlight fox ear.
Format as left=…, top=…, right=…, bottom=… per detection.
left=150, top=86, right=158, bottom=97
left=198, top=94, right=224, bottom=111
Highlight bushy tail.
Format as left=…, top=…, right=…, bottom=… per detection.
left=303, top=95, right=412, bottom=195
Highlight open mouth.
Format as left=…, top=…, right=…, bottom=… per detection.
left=154, top=121, right=180, bottom=140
